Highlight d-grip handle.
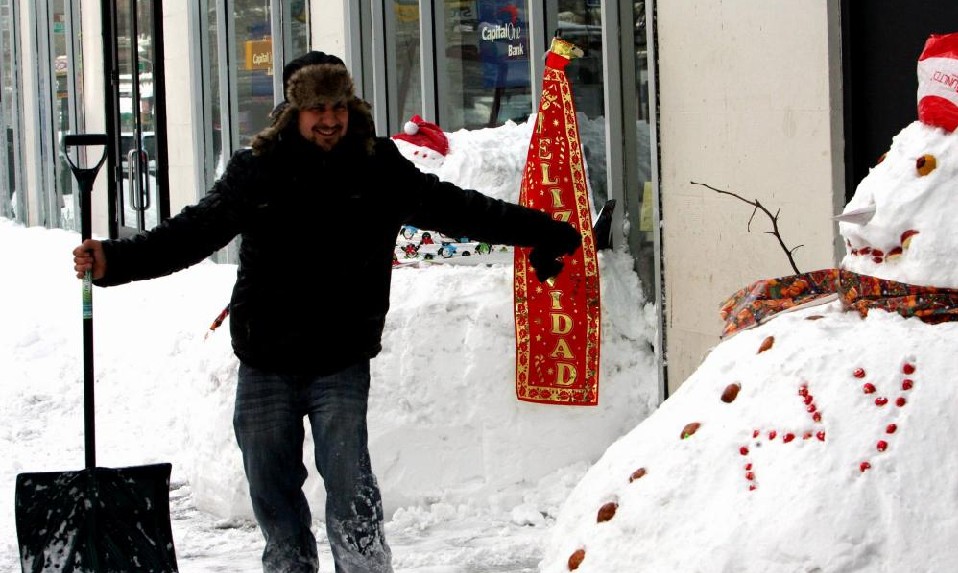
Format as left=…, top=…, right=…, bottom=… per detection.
left=63, top=133, right=109, bottom=148
left=62, top=133, right=109, bottom=199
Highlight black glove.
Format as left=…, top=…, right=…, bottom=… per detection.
left=528, top=221, right=582, bottom=282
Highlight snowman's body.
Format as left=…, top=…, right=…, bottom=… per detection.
left=540, top=121, right=958, bottom=571
left=541, top=303, right=958, bottom=572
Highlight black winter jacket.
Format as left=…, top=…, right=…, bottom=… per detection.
left=96, top=125, right=574, bottom=375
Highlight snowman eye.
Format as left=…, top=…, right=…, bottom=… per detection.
left=916, top=154, right=937, bottom=176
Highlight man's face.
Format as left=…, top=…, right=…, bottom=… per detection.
left=298, top=102, right=349, bottom=151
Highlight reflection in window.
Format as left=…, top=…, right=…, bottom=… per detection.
left=556, top=2, right=606, bottom=214
left=392, top=0, right=422, bottom=122
left=197, top=0, right=307, bottom=263
left=436, top=0, right=532, bottom=130
left=0, top=0, right=22, bottom=220
left=203, top=0, right=225, bottom=178
left=52, top=0, right=82, bottom=231
left=288, top=0, right=309, bottom=64
left=551, top=1, right=657, bottom=297
left=202, top=0, right=309, bottom=172
left=233, top=1, right=274, bottom=146
left=631, top=0, right=656, bottom=297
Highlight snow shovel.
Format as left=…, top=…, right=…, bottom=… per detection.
left=14, top=134, right=179, bottom=572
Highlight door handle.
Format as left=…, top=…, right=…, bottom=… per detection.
left=139, top=149, right=151, bottom=210
left=127, top=148, right=140, bottom=210
left=127, top=148, right=151, bottom=211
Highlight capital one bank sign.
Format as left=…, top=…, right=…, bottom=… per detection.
left=477, top=1, right=529, bottom=89
left=245, top=38, right=273, bottom=71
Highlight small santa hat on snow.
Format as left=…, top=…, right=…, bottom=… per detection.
left=392, top=115, right=449, bottom=157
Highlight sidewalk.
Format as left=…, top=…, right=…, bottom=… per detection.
left=170, top=483, right=545, bottom=573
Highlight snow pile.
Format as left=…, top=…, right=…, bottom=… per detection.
left=185, top=248, right=658, bottom=519
left=186, top=116, right=658, bottom=519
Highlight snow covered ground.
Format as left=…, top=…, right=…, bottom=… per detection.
left=7, top=85, right=958, bottom=572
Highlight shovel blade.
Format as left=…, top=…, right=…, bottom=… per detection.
left=15, top=463, right=178, bottom=573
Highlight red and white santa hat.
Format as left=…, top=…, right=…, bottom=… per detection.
left=392, top=115, right=449, bottom=157
left=918, top=32, right=958, bottom=132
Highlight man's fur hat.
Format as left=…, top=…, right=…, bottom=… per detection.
left=286, top=63, right=354, bottom=109
left=281, top=51, right=345, bottom=92
left=251, top=62, right=374, bottom=155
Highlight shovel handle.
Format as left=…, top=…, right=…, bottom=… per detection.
left=64, top=133, right=108, bottom=470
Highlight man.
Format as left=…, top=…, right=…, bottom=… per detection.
left=73, top=52, right=580, bottom=573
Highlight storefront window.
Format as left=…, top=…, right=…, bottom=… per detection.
left=0, top=0, right=23, bottom=221
left=554, top=1, right=606, bottom=213
left=197, top=0, right=308, bottom=262
left=54, top=1, right=79, bottom=229
left=202, top=0, right=308, bottom=157
left=203, top=0, right=225, bottom=177
left=436, top=0, right=532, bottom=130
left=233, top=1, right=275, bottom=146
left=391, top=0, right=422, bottom=122
left=548, top=1, right=657, bottom=297
left=288, top=0, right=309, bottom=63
left=33, top=0, right=82, bottom=230
left=630, top=0, right=656, bottom=301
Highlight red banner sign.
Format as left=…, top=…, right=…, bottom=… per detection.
left=514, top=38, right=601, bottom=406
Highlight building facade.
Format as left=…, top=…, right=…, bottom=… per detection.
left=2, top=0, right=953, bottom=392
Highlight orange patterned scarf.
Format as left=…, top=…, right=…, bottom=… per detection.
left=721, top=269, right=958, bottom=337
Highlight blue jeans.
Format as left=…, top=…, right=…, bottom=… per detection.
left=233, top=360, right=393, bottom=573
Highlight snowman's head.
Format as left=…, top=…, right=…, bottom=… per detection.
left=393, top=137, right=447, bottom=169
left=391, top=115, right=449, bottom=169
left=839, top=121, right=958, bottom=287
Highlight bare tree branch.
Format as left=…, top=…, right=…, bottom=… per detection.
left=691, top=181, right=802, bottom=274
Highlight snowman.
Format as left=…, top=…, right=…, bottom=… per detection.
left=391, top=114, right=450, bottom=169
left=539, top=33, right=958, bottom=573
left=391, top=116, right=517, bottom=266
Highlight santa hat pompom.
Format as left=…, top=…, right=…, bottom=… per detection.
left=404, top=120, right=419, bottom=135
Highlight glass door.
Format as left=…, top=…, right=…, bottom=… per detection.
left=106, top=0, right=168, bottom=236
